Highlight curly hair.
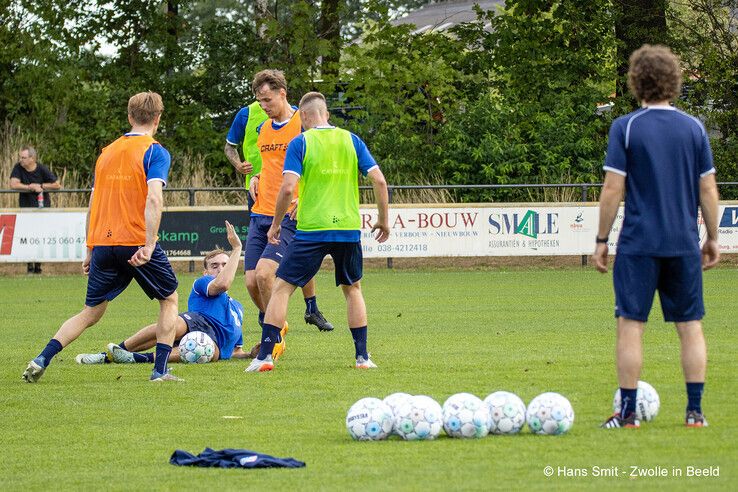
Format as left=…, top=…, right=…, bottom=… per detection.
left=627, top=44, right=682, bottom=103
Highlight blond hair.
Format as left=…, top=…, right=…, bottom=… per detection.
left=128, top=91, right=164, bottom=125
left=203, top=248, right=227, bottom=269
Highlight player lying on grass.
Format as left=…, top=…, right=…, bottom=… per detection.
left=75, top=221, right=285, bottom=364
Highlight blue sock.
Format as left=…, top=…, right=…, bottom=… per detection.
left=37, top=338, right=63, bottom=367
left=304, top=296, right=318, bottom=314
left=119, top=341, right=128, bottom=351
left=350, top=326, right=368, bottom=359
left=258, top=311, right=265, bottom=327
left=257, top=323, right=281, bottom=360
left=619, top=387, right=638, bottom=418
left=154, top=343, right=172, bottom=374
left=133, top=352, right=155, bottom=363
left=686, top=382, right=704, bottom=413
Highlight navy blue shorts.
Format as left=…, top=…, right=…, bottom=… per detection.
left=178, top=311, right=219, bottom=346
left=277, top=240, right=363, bottom=287
left=613, top=253, right=704, bottom=322
left=243, top=215, right=297, bottom=271
left=85, top=244, right=178, bottom=307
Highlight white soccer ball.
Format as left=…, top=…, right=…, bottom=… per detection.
left=383, top=392, right=413, bottom=434
left=484, top=391, right=527, bottom=435
left=346, top=397, right=394, bottom=441
left=393, top=395, right=443, bottom=440
left=442, top=393, right=490, bottom=438
left=612, top=381, right=660, bottom=422
left=526, top=392, right=575, bottom=435
left=178, top=331, right=216, bottom=364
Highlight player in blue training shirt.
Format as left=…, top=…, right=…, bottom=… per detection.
left=75, top=222, right=258, bottom=364
left=593, top=45, right=720, bottom=429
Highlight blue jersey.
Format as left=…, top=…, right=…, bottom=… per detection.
left=283, top=126, right=378, bottom=242
left=225, top=107, right=250, bottom=146
left=188, top=276, right=244, bottom=360
left=604, top=106, right=715, bottom=256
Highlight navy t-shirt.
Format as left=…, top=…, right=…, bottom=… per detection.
left=10, top=162, right=58, bottom=207
left=604, top=106, right=715, bottom=256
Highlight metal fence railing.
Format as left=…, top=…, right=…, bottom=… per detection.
left=3, top=182, right=738, bottom=205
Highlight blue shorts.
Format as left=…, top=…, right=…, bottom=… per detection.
left=178, top=311, right=219, bottom=346
left=613, top=253, right=704, bottom=322
left=277, top=240, right=363, bottom=287
left=243, top=215, right=297, bottom=271
left=86, top=244, right=178, bottom=307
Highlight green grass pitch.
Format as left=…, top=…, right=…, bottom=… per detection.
left=1, top=267, right=736, bottom=490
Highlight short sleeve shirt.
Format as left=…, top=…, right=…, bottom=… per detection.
left=187, top=275, right=244, bottom=360
left=10, top=162, right=58, bottom=207
left=604, top=106, right=715, bottom=256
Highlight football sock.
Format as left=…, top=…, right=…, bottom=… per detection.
left=133, top=352, right=155, bottom=363
left=304, top=296, right=318, bottom=314
left=257, top=323, right=281, bottom=360
left=37, top=338, right=63, bottom=367
left=153, top=343, right=172, bottom=374
left=258, top=311, right=265, bottom=327
left=350, top=326, right=368, bottom=359
left=619, top=387, right=638, bottom=418
left=119, top=341, right=128, bottom=351
left=686, top=382, right=704, bottom=413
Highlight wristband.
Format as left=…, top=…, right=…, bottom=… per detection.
left=595, top=236, right=609, bottom=244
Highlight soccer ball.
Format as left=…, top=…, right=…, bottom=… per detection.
left=442, top=393, right=490, bottom=438
left=383, top=392, right=413, bottom=434
left=526, top=392, right=575, bottom=435
left=346, top=397, right=394, bottom=441
left=484, top=391, right=527, bottom=435
left=393, top=395, right=443, bottom=440
left=612, top=380, right=660, bottom=422
left=178, top=331, right=216, bottom=364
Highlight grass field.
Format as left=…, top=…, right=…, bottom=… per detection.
left=2, top=266, right=736, bottom=491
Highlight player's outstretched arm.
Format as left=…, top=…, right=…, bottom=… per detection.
left=368, top=167, right=390, bottom=243
left=129, top=180, right=164, bottom=266
left=699, top=173, right=720, bottom=270
left=207, top=221, right=243, bottom=296
left=592, top=171, right=624, bottom=273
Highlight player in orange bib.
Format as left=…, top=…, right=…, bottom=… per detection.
left=22, top=92, right=181, bottom=383
left=243, top=70, right=334, bottom=357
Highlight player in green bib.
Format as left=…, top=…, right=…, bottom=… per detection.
left=246, top=91, right=390, bottom=372
left=225, top=100, right=268, bottom=209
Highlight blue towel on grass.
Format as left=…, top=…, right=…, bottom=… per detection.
left=170, top=448, right=305, bottom=469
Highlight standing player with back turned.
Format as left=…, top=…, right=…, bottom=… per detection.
left=593, top=45, right=720, bottom=428
left=22, top=91, right=182, bottom=383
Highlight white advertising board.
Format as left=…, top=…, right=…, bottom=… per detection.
left=2, top=203, right=738, bottom=262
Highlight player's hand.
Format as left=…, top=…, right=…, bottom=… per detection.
left=267, top=223, right=281, bottom=245
left=225, top=220, right=241, bottom=249
left=371, top=220, right=390, bottom=243
left=288, top=198, right=298, bottom=220
left=82, top=249, right=92, bottom=275
left=128, top=244, right=154, bottom=267
left=592, top=243, right=609, bottom=273
left=249, top=175, right=259, bottom=202
left=701, top=238, right=720, bottom=270
left=235, top=161, right=253, bottom=175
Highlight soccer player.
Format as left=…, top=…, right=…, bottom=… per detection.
left=246, top=91, right=390, bottom=373
left=239, top=69, right=334, bottom=336
left=22, top=91, right=182, bottom=383
left=593, top=45, right=720, bottom=428
left=75, top=221, right=271, bottom=364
